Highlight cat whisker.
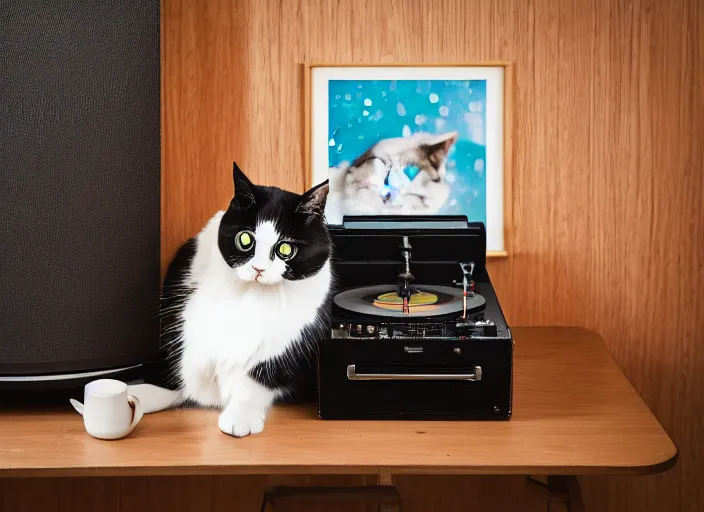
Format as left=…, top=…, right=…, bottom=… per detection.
left=160, top=325, right=185, bottom=334
left=160, top=319, right=185, bottom=329
left=157, top=306, right=188, bottom=316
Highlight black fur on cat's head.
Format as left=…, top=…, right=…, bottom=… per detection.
left=217, top=163, right=331, bottom=284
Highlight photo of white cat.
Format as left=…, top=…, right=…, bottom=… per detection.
left=308, top=65, right=507, bottom=253
left=326, top=130, right=459, bottom=220
left=324, top=77, right=487, bottom=225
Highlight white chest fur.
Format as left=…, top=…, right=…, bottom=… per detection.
left=182, top=271, right=328, bottom=368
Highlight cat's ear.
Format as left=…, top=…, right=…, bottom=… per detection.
left=231, top=162, right=256, bottom=210
left=296, top=180, right=329, bottom=218
left=424, top=131, right=458, bottom=155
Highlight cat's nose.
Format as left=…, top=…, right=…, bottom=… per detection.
left=252, top=266, right=265, bottom=273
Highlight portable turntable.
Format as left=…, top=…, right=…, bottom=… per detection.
left=318, top=216, right=513, bottom=420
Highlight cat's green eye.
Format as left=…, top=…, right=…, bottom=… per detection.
left=235, top=230, right=255, bottom=251
left=276, top=242, right=296, bottom=261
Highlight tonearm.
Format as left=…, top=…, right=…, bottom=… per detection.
left=397, top=236, right=414, bottom=314
left=459, top=261, right=475, bottom=321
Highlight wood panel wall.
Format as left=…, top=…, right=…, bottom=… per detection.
left=4, top=0, right=701, bottom=511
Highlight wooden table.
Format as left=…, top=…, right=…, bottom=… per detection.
left=0, top=327, right=677, bottom=511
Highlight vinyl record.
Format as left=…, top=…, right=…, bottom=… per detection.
left=334, top=284, right=486, bottom=318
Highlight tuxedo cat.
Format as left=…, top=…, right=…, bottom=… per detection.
left=326, top=131, right=457, bottom=221
left=129, top=163, right=332, bottom=437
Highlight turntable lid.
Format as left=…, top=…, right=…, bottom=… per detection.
left=328, top=215, right=486, bottom=267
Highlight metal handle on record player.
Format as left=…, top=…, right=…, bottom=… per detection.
left=346, top=365, right=482, bottom=381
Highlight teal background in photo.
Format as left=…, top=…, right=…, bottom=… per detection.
left=328, top=79, right=487, bottom=224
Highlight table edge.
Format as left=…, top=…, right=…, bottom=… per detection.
left=0, top=452, right=678, bottom=479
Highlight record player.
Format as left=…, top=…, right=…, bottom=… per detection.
left=318, top=215, right=513, bottom=420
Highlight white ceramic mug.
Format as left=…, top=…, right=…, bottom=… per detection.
left=70, top=379, right=143, bottom=440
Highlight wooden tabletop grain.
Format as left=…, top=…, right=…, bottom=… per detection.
left=0, top=327, right=677, bottom=478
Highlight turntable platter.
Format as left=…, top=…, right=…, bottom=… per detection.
left=333, top=284, right=486, bottom=318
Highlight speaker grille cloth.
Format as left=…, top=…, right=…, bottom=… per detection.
left=0, top=0, right=160, bottom=373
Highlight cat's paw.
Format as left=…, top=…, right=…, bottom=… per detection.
left=218, top=406, right=266, bottom=438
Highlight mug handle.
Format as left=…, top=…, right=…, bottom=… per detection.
left=124, top=394, right=144, bottom=436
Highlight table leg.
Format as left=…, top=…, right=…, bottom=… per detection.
left=377, top=471, right=400, bottom=512
left=547, top=476, right=585, bottom=512
left=259, top=485, right=401, bottom=512
left=526, top=476, right=586, bottom=512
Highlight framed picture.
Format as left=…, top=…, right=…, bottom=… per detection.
left=304, top=63, right=512, bottom=256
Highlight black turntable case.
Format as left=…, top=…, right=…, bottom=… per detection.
left=318, top=218, right=513, bottom=420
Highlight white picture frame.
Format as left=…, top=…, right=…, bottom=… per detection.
left=304, top=63, right=513, bottom=256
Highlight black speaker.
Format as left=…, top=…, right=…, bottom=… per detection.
left=0, top=1, right=161, bottom=388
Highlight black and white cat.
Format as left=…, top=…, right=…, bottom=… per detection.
left=129, top=163, right=332, bottom=437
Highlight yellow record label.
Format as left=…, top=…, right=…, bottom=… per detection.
left=373, top=291, right=438, bottom=307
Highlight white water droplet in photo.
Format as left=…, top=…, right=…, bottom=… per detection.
left=345, top=93, right=352, bottom=101
left=328, top=138, right=335, bottom=147
left=363, top=110, right=369, bottom=116
left=402, top=125, right=411, bottom=137
left=364, top=98, right=372, bottom=106
left=429, top=93, right=439, bottom=104
left=396, top=102, right=406, bottom=116
left=439, top=106, right=449, bottom=117
left=414, top=114, right=427, bottom=125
